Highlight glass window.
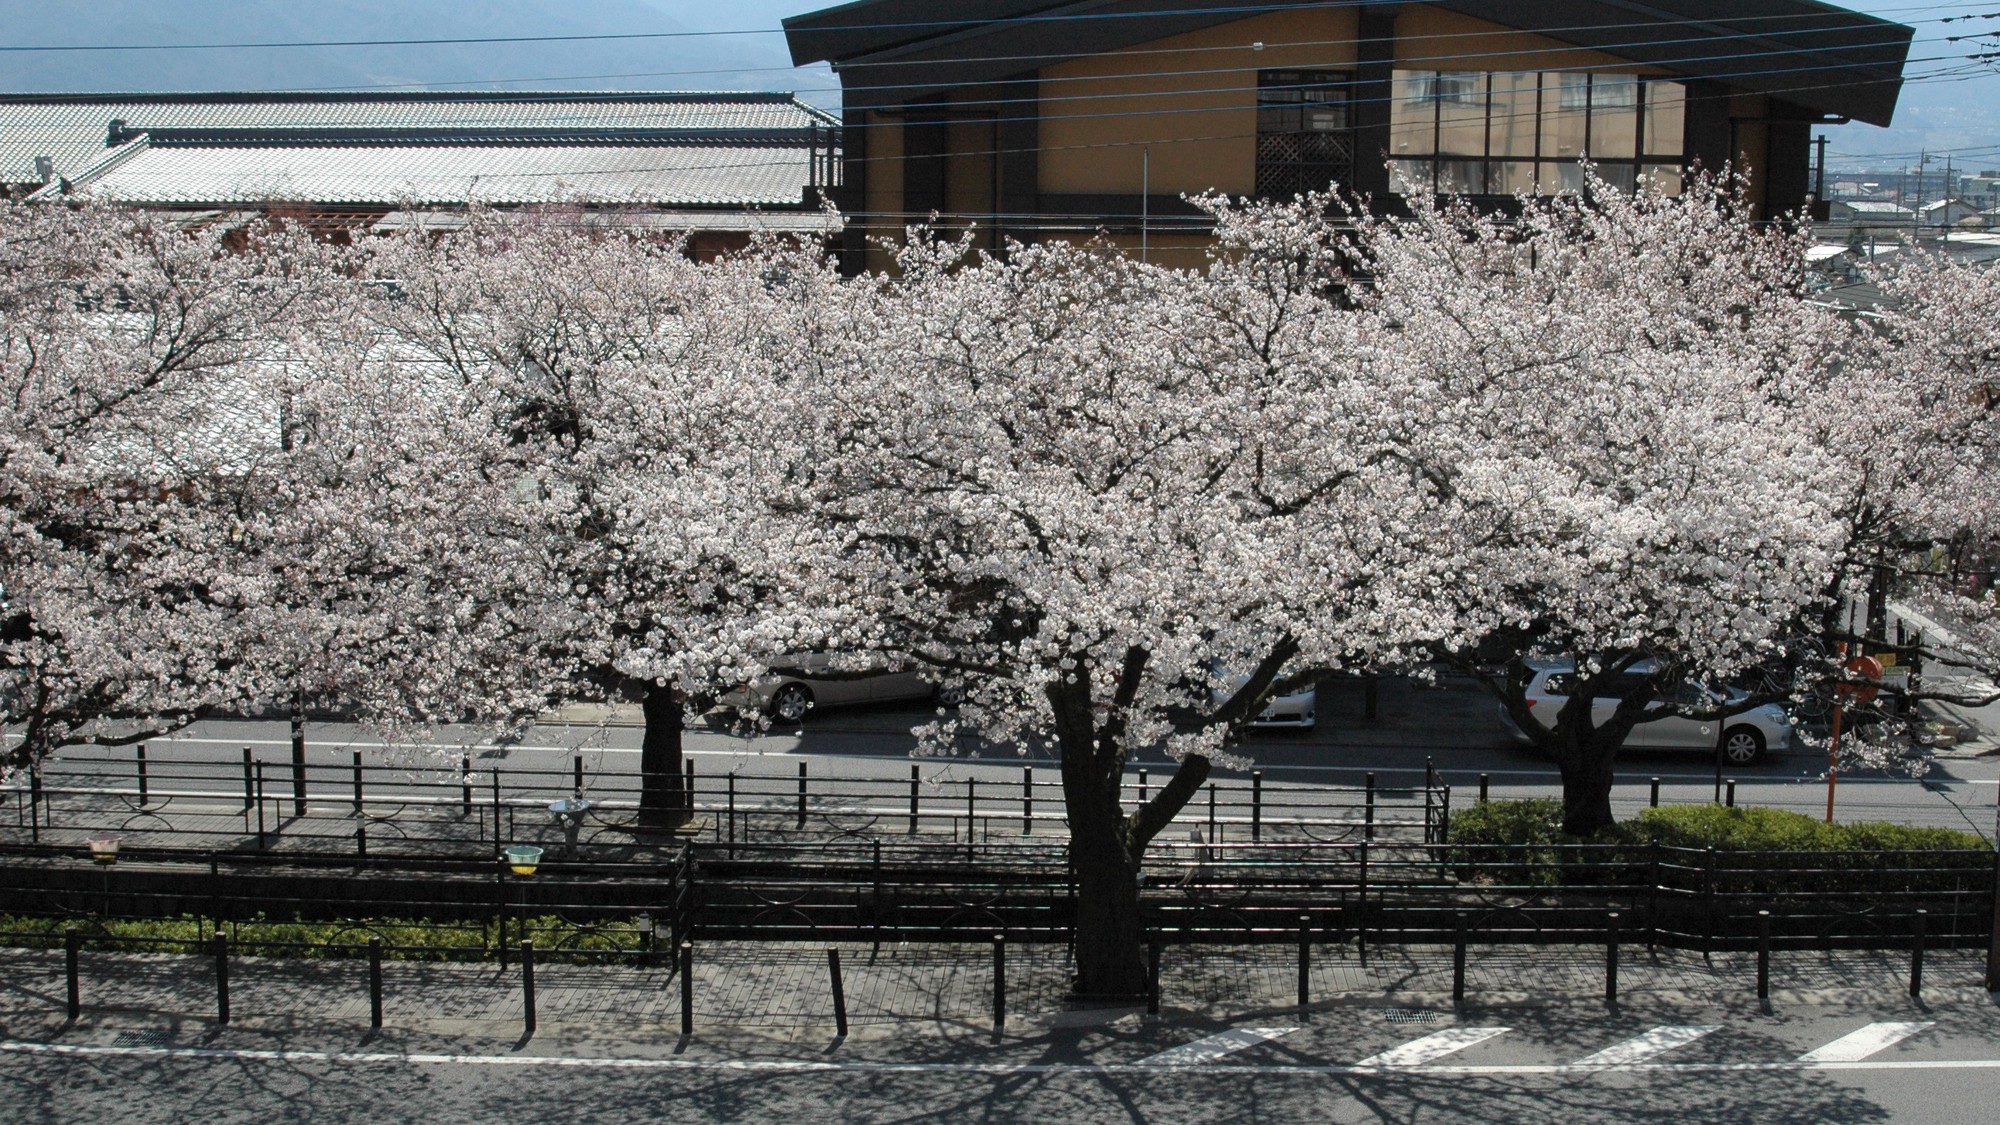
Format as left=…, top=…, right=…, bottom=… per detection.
left=1390, top=70, right=1435, bottom=171
left=1492, top=160, right=1539, bottom=195
left=1540, top=75, right=1589, bottom=162
left=1643, top=80, right=1686, bottom=158
left=1257, top=70, right=1357, bottom=198
left=1590, top=76, right=1638, bottom=159
left=1641, top=164, right=1684, bottom=194
left=1488, top=72, right=1539, bottom=159
left=1437, top=72, right=1488, bottom=168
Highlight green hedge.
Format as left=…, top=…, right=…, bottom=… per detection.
left=1446, top=799, right=1992, bottom=890
left=0, top=913, right=649, bottom=962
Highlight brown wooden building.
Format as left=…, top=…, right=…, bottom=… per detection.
left=784, top=1, right=1911, bottom=271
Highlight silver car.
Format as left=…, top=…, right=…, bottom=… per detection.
left=1215, top=667, right=1318, bottom=731
left=720, top=653, right=961, bottom=724
left=1499, top=659, right=1792, bottom=765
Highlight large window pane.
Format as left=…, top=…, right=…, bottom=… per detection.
left=1590, top=75, right=1638, bottom=159
left=1492, top=159, right=1538, bottom=195
left=1643, top=80, right=1686, bottom=158
left=1641, top=164, right=1684, bottom=194
left=1541, top=74, right=1589, bottom=162
left=1488, top=72, right=1539, bottom=159
left=1541, top=161, right=1585, bottom=195
left=1390, top=70, right=1436, bottom=168
left=1437, top=71, right=1488, bottom=168
left=1389, top=159, right=1434, bottom=193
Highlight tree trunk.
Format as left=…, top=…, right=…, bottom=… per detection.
left=1068, top=813, right=1147, bottom=997
left=1554, top=728, right=1618, bottom=836
left=637, top=680, right=687, bottom=830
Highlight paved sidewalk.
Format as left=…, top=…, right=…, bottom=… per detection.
left=1, top=939, right=1988, bottom=1048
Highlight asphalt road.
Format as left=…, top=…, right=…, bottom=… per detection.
left=5, top=988, right=1999, bottom=1123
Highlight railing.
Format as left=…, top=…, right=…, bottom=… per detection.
left=1, top=749, right=1449, bottom=856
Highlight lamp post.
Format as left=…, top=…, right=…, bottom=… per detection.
left=86, top=834, right=121, bottom=920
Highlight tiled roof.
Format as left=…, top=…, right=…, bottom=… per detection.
left=0, top=92, right=836, bottom=186
left=42, top=140, right=821, bottom=207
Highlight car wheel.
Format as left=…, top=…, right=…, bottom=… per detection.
left=934, top=683, right=965, bottom=708
left=770, top=683, right=814, bottom=724
left=1721, top=725, right=1765, bottom=765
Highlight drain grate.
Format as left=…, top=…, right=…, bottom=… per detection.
left=110, top=1030, right=173, bottom=1049
left=1380, top=1009, right=1442, bottom=1023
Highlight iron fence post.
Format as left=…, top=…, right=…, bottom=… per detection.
left=1606, top=911, right=1620, bottom=1005
left=1453, top=913, right=1467, bottom=1003
left=64, top=926, right=80, bottom=1021
left=1478, top=773, right=1489, bottom=804
left=1987, top=847, right=2000, bottom=992
left=1357, top=841, right=1370, bottom=967
left=1138, top=768, right=1148, bottom=806
left=829, top=948, right=848, bottom=1037
left=909, top=764, right=920, bottom=834
left=727, top=773, right=737, bottom=852
left=968, top=777, right=977, bottom=855
left=1022, top=767, right=1033, bottom=836
left=460, top=754, right=473, bottom=821
left=1910, top=908, right=1927, bottom=1000
left=352, top=751, right=365, bottom=815
left=797, top=761, right=808, bottom=830
left=1650, top=777, right=1661, bottom=808
left=241, top=747, right=255, bottom=815
left=1757, top=909, right=1771, bottom=1000
left=491, top=769, right=502, bottom=843
left=1297, top=913, right=1311, bottom=1008
left=521, top=940, right=536, bottom=1037
left=992, top=933, right=1006, bottom=1033
left=135, top=743, right=149, bottom=806
left=368, top=937, right=383, bottom=1029
left=680, top=941, right=694, bottom=1036
left=1252, top=771, right=1263, bottom=841
left=255, top=763, right=267, bottom=850
left=1364, top=773, right=1376, bottom=842
left=685, top=759, right=695, bottom=815
left=28, top=768, right=40, bottom=842
left=214, top=933, right=231, bottom=1025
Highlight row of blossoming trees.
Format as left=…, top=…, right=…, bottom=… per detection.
left=4, top=174, right=1997, bottom=994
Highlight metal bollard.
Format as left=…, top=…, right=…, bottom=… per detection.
left=1725, top=780, right=1737, bottom=809
left=829, top=948, right=848, bottom=1037
left=1252, top=771, right=1263, bottom=841
left=1757, top=910, right=1772, bottom=1000
left=242, top=747, right=255, bottom=814
left=65, top=926, right=80, bottom=1021
left=136, top=743, right=149, bottom=805
left=355, top=825, right=367, bottom=858
left=992, top=934, right=1006, bottom=1033
left=909, top=764, right=920, bottom=834
left=1910, top=909, right=1927, bottom=1000
left=461, top=754, right=473, bottom=820
left=728, top=773, right=738, bottom=849
left=1606, top=912, right=1621, bottom=1005
left=368, top=937, right=384, bottom=1029
left=573, top=755, right=584, bottom=795
left=521, top=940, right=536, bottom=1036
left=1138, top=768, right=1148, bottom=806
left=352, top=750, right=365, bottom=814
left=255, top=763, right=267, bottom=849
left=214, top=933, right=231, bottom=1025
left=1650, top=777, right=1661, bottom=808
left=1297, top=913, right=1311, bottom=1008
left=685, top=760, right=695, bottom=814
left=1147, top=937, right=1161, bottom=1015
left=967, top=777, right=977, bottom=855
left=680, top=941, right=694, bottom=1036
left=1478, top=773, right=1489, bottom=804
left=1452, top=914, right=1467, bottom=1003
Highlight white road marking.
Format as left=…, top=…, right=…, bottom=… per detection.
left=1573, top=1026, right=1718, bottom=1066
left=1355, top=1028, right=1510, bottom=1067
left=1797, top=1022, right=1936, bottom=1063
left=4, top=1039, right=1992, bottom=1076
left=1136, top=1028, right=1297, bottom=1067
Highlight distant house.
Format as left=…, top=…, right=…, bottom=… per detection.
left=783, top=0, right=1911, bottom=272
left=1, top=92, right=842, bottom=254
left=1827, top=199, right=1914, bottom=228
left=1917, top=198, right=1979, bottom=229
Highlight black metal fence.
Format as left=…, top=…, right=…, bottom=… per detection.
left=2, top=749, right=1450, bottom=856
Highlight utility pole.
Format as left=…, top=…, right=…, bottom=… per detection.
left=1812, top=134, right=1829, bottom=205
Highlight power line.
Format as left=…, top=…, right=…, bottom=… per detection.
left=0, top=0, right=1953, bottom=53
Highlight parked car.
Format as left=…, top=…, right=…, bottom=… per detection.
left=720, top=653, right=961, bottom=724
left=1498, top=659, right=1791, bottom=764
left=1214, top=667, right=1318, bottom=731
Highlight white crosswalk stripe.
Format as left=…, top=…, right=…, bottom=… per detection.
left=1136, top=1028, right=1298, bottom=1067
left=1572, top=1026, right=1718, bottom=1066
left=1356, top=1028, right=1510, bottom=1067
left=1797, top=1022, right=1936, bottom=1063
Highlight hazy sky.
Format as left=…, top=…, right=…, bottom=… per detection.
left=1, top=1, right=1994, bottom=171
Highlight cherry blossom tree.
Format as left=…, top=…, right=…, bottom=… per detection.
left=757, top=218, right=1463, bottom=995
left=1349, top=172, right=1855, bottom=834
left=0, top=202, right=319, bottom=771
left=337, top=209, right=812, bottom=827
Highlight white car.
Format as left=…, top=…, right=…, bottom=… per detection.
left=1215, top=667, right=1317, bottom=731
left=1498, top=659, right=1791, bottom=765
left=720, top=653, right=960, bottom=724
